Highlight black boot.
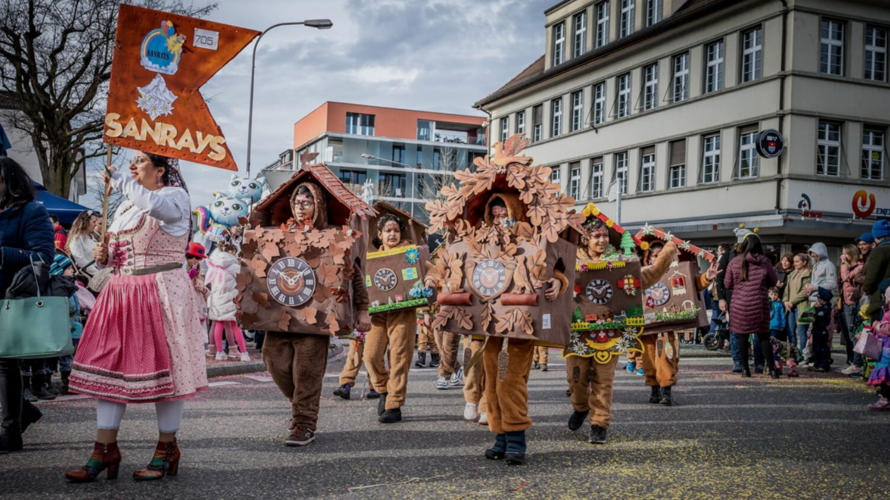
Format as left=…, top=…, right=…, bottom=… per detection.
left=659, top=386, right=673, bottom=406
left=649, top=386, right=661, bottom=404
left=414, top=352, right=426, bottom=368
left=332, top=384, right=351, bottom=400
left=0, top=432, right=23, bottom=454
left=22, top=375, right=37, bottom=403
left=485, top=434, right=506, bottom=460
left=567, top=410, right=588, bottom=431
left=31, top=373, right=55, bottom=400
left=430, top=353, right=440, bottom=368
left=60, top=371, right=70, bottom=395
left=504, top=430, right=526, bottom=465
left=379, top=407, right=402, bottom=424
left=588, top=425, right=607, bottom=444
left=377, top=393, right=388, bottom=416
left=21, top=401, right=43, bottom=434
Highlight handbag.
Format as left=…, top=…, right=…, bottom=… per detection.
left=854, top=332, right=883, bottom=360
left=0, top=256, right=74, bottom=359
left=88, top=267, right=114, bottom=294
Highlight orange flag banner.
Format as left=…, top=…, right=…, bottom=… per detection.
left=104, top=5, right=260, bottom=171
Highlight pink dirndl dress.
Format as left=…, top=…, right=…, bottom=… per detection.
left=69, top=206, right=208, bottom=403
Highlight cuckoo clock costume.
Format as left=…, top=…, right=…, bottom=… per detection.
left=634, top=224, right=716, bottom=405
left=362, top=202, right=434, bottom=423
left=563, top=203, right=645, bottom=444
left=236, top=153, right=373, bottom=445
left=425, top=134, right=583, bottom=464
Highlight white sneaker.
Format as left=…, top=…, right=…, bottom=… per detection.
left=436, top=376, right=449, bottom=390
left=215, top=351, right=227, bottom=361
left=449, top=368, right=464, bottom=387
left=478, top=412, right=488, bottom=425
left=463, top=402, right=478, bottom=421
left=240, top=352, right=251, bottom=362
left=841, top=365, right=859, bottom=375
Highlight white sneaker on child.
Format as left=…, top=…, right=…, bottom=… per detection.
left=215, top=352, right=227, bottom=361
left=436, top=376, right=449, bottom=390
left=240, top=352, right=251, bottom=362
left=463, top=403, right=478, bottom=421
left=477, top=412, right=488, bottom=425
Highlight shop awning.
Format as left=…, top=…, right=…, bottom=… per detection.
left=32, top=182, right=95, bottom=226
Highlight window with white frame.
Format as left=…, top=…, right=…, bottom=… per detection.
left=617, top=73, right=631, bottom=118
left=551, top=98, right=563, bottom=137
left=820, top=19, right=845, bottom=76
left=346, top=113, right=375, bottom=136
left=595, top=1, right=610, bottom=48
left=620, top=0, right=634, bottom=38
left=569, top=162, right=582, bottom=199
left=669, top=139, right=686, bottom=188
left=741, top=27, right=762, bottom=83
left=553, top=21, right=566, bottom=66
left=672, top=52, right=689, bottom=102
left=737, top=125, right=759, bottom=179
left=499, top=117, right=509, bottom=142
left=646, top=0, right=662, bottom=27
left=643, top=63, right=658, bottom=111
left=866, top=26, right=887, bottom=82
left=571, top=91, right=583, bottom=131
left=639, top=147, right=655, bottom=192
left=615, top=152, right=628, bottom=195
left=516, top=111, right=526, bottom=135
left=701, top=134, right=720, bottom=184
left=862, top=127, right=884, bottom=181
left=551, top=167, right=561, bottom=186
left=533, top=105, right=543, bottom=142
left=705, top=40, right=724, bottom=93
left=817, top=121, right=841, bottom=177
left=573, top=12, right=587, bottom=58
left=590, top=158, right=604, bottom=198
left=593, top=82, right=606, bottom=125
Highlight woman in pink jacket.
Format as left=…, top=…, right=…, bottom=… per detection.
left=724, top=233, right=779, bottom=378
left=839, top=245, right=864, bottom=376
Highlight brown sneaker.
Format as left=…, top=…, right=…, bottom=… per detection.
left=285, top=428, right=315, bottom=447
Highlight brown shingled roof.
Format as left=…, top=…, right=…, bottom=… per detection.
left=475, top=0, right=728, bottom=109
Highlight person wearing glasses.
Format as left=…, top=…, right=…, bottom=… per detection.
left=65, top=152, right=207, bottom=482
left=66, top=210, right=101, bottom=276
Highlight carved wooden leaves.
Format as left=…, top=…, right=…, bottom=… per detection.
left=495, top=307, right=534, bottom=335
left=432, top=305, right=473, bottom=331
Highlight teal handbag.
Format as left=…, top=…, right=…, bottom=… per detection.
left=0, top=257, right=74, bottom=359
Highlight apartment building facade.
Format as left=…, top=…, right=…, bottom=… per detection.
left=264, top=102, right=487, bottom=223
left=476, top=0, right=890, bottom=257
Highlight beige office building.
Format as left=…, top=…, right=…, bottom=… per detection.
left=476, top=0, right=890, bottom=257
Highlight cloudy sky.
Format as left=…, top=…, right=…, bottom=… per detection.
left=110, top=0, right=554, bottom=209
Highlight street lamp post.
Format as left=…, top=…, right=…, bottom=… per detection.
left=361, top=153, right=416, bottom=217
left=246, top=19, right=333, bottom=177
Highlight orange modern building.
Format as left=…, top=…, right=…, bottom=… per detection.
left=263, top=102, right=488, bottom=222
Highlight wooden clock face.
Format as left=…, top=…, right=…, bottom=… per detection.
left=646, top=282, right=671, bottom=307
left=585, top=279, right=614, bottom=304
left=267, top=258, right=316, bottom=307
left=472, top=260, right=507, bottom=297
left=374, top=268, right=398, bottom=292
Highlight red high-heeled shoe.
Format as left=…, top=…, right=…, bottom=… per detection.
left=132, top=439, right=180, bottom=481
left=65, top=442, right=121, bottom=482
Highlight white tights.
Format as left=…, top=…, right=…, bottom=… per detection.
left=96, top=399, right=186, bottom=434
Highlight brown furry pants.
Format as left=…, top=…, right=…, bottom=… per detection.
left=365, top=310, right=416, bottom=410
left=482, top=337, right=534, bottom=434
left=263, top=332, right=330, bottom=432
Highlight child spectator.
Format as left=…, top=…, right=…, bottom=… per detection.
left=808, top=287, right=834, bottom=372
left=49, top=254, right=84, bottom=395
left=866, top=288, right=890, bottom=411
left=205, top=242, right=249, bottom=362
left=186, top=242, right=211, bottom=354
left=768, top=287, right=785, bottom=340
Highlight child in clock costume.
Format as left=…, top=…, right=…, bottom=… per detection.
left=424, top=134, right=581, bottom=465
left=635, top=227, right=717, bottom=406
left=236, top=155, right=373, bottom=447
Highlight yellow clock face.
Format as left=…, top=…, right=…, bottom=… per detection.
left=472, top=259, right=507, bottom=297
left=267, top=258, right=316, bottom=307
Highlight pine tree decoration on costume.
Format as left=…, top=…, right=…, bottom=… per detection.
left=619, top=231, right=636, bottom=257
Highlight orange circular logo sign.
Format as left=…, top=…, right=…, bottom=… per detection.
left=853, top=190, right=876, bottom=218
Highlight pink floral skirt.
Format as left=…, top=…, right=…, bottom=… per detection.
left=70, top=269, right=208, bottom=403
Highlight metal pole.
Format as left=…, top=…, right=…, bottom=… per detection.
left=246, top=20, right=333, bottom=176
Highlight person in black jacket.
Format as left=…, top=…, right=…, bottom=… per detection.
left=0, top=157, right=56, bottom=454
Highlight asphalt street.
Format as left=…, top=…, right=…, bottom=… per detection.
left=2, top=348, right=889, bottom=500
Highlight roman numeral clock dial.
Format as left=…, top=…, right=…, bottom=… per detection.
left=267, top=258, right=316, bottom=307
left=472, top=260, right=507, bottom=297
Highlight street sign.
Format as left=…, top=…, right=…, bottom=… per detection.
left=756, top=129, right=785, bottom=158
